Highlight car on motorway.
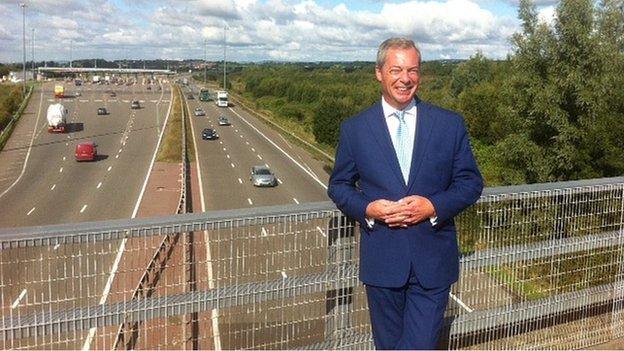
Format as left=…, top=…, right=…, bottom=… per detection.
left=147, top=86, right=152, bottom=90
left=97, top=107, right=108, bottom=115
left=187, top=93, right=194, bottom=100
left=109, top=91, right=116, bottom=97
left=201, top=128, right=218, bottom=140
left=218, top=116, right=230, bottom=126
left=75, top=141, right=97, bottom=161
left=194, top=107, right=205, bottom=117
left=250, top=165, right=278, bottom=187
left=131, top=100, right=141, bottom=109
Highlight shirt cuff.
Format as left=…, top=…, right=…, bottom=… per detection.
left=365, top=217, right=375, bottom=229
left=429, top=216, right=438, bottom=226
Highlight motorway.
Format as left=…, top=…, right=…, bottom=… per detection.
left=184, top=85, right=330, bottom=211
left=0, top=79, right=171, bottom=227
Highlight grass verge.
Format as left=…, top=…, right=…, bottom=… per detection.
left=156, top=85, right=183, bottom=163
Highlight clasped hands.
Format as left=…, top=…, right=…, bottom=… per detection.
left=366, top=195, right=436, bottom=228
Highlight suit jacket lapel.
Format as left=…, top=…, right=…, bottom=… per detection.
left=365, top=102, right=407, bottom=189
left=407, top=100, right=433, bottom=190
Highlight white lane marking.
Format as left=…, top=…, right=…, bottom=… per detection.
left=245, top=141, right=249, bottom=145
left=226, top=154, right=230, bottom=159
left=231, top=163, right=235, bottom=168
left=279, top=134, right=293, bottom=148
left=50, top=184, right=56, bottom=190
left=27, top=207, right=35, bottom=216
left=63, top=156, right=66, bottom=161
left=118, top=148, right=123, bottom=153
left=219, top=141, right=223, bottom=144
left=222, top=147, right=226, bottom=151
left=277, top=178, right=283, bottom=184
left=11, top=289, right=27, bottom=309
left=97, top=182, right=102, bottom=189
left=281, top=271, right=287, bottom=279
left=293, top=198, right=299, bottom=204
left=94, top=99, right=102, bottom=102
left=247, top=198, right=253, bottom=205
left=257, top=155, right=262, bottom=160
left=261, top=227, right=268, bottom=237
left=239, top=135, right=243, bottom=138
left=184, top=88, right=222, bottom=350
left=66, top=142, right=68, bottom=146
left=450, top=292, right=473, bottom=313
left=107, top=166, right=112, bottom=171
left=115, top=155, right=119, bottom=159
left=54, top=243, right=60, bottom=250
left=229, top=108, right=328, bottom=190
left=316, top=226, right=326, bottom=237
left=235, top=129, right=238, bottom=132
left=59, top=167, right=63, bottom=173
left=251, top=148, right=255, bottom=152
left=80, top=205, right=88, bottom=213
left=238, top=178, right=242, bottom=184
left=84, top=84, right=175, bottom=351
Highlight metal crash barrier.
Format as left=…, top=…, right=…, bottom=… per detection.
left=1, top=177, right=623, bottom=349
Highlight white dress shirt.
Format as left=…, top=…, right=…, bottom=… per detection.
left=365, top=97, right=437, bottom=228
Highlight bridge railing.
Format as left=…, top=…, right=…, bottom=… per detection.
left=1, top=177, right=623, bottom=349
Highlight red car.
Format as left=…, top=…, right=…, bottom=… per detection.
left=75, top=142, right=97, bottom=161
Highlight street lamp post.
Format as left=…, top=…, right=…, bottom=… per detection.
left=20, top=3, right=26, bottom=96
left=223, top=25, right=227, bottom=90
left=204, top=39, right=207, bottom=84
left=31, top=28, right=35, bottom=81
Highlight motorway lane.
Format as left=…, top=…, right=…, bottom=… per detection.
left=186, top=92, right=329, bottom=211
left=0, top=79, right=172, bottom=349
left=0, top=80, right=171, bottom=227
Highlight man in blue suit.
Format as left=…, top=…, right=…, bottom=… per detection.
left=328, top=38, right=483, bottom=349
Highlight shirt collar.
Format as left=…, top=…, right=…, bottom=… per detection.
left=381, top=97, right=417, bottom=120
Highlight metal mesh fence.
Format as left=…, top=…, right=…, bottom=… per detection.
left=1, top=178, right=623, bottom=350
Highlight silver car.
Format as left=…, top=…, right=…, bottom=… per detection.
left=194, top=107, right=205, bottom=116
left=218, top=116, right=230, bottom=126
left=250, top=165, right=277, bottom=187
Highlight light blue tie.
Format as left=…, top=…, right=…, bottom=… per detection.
left=395, top=110, right=410, bottom=183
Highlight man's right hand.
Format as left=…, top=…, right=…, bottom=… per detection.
left=366, top=200, right=409, bottom=227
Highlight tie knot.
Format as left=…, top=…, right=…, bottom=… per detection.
left=395, top=110, right=406, bottom=123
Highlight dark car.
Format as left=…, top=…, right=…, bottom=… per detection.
left=218, top=116, right=230, bottom=126
left=201, top=128, right=218, bottom=140
left=75, top=141, right=97, bottom=161
left=187, top=93, right=194, bottom=100
left=131, top=100, right=140, bottom=109
left=250, top=165, right=278, bottom=187
left=97, top=107, right=108, bottom=115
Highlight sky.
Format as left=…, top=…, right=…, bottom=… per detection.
left=0, top=0, right=559, bottom=63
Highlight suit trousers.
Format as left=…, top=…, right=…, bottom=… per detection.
left=365, top=266, right=451, bottom=350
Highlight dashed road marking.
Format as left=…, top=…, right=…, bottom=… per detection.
left=80, top=205, right=88, bottom=213
left=27, top=207, right=35, bottom=216
left=293, top=198, right=299, bottom=204
left=231, top=163, right=235, bottom=168
left=51, top=184, right=56, bottom=190
left=63, top=156, right=66, bottom=161
left=226, top=154, right=230, bottom=159
left=245, top=141, right=249, bottom=145
left=316, top=226, right=326, bottom=237
left=277, top=178, right=283, bottom=184
left=281, top=271, right=287, bottom=279
left=59, top=167, right=63, bottom=173
left=238, top=178, right=242, bottom=184
left=107, top=166, right=112, bottom=172
left=257, top=155, right=262, bottom=160
left=251, top=148, right=255, bottom=152
left=261, top=227, right=268, bottom=237
left=11, top=289, right=27, bottom=309
left=54, top=243, right=60, bottom=250
left=97, top=182, right=102, bottom=189
left=115, top=155, right=119, bottom=159
left=247, top=198, right=253, bottom=205
left=222, top=147, right=226, bottom=151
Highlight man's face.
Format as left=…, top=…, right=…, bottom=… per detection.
left=375, top=47, right=421, bottom=110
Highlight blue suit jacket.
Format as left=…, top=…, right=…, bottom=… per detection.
left=328, top=99, right=483, bottom=289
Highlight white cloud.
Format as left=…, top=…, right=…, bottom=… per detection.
left=537, top=5, right=556, bottom=26
left=0, top=0, right=523, bottom=62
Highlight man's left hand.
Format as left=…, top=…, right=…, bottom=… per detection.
left=396, top=195, right=436, bottom=226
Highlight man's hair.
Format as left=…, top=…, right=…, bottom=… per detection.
left=376, top=38, right=421, bottom=68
